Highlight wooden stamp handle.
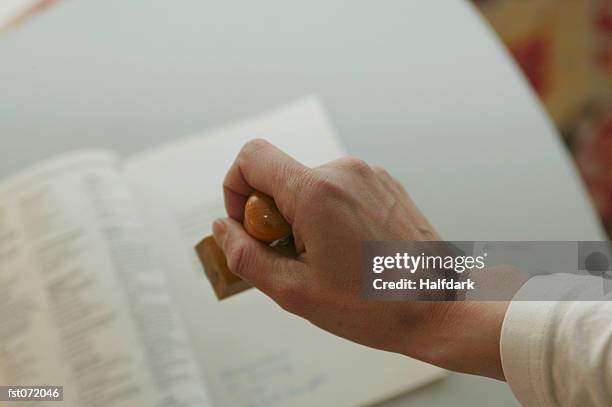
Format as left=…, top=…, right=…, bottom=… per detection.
left=243, top=191, right=291, bottom=243
left=195, top=191, right=293, bottom=300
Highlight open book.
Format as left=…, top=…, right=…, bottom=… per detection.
left=0, top=98, right=445, bottom=407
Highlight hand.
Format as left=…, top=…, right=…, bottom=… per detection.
left=212, top=139, right=509, bottom=380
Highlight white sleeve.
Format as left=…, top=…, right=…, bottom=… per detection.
left=500, top=276, right=612, bottom=407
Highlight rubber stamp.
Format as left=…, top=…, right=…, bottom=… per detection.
left=195, top=191, right=294, bottom=300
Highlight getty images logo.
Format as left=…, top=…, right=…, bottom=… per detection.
left=579, top=242, right=612, bottom=295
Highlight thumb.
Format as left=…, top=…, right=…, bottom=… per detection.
left=212, top=217, right=306, bottom=301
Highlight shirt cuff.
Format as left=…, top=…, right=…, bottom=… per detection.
left=499, top=274, right=578, bottom=407
left=500, top=299, right=556, bottom=407
left=501, top=273, right=612, bottom=407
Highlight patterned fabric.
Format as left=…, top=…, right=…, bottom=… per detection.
left=475, top=0, right=612, bottom=237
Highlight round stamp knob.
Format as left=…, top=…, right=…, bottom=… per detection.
left=243, top=191, right=291, bottom=243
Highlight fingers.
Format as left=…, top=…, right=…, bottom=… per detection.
left=223, top=139, right=310, bottom=223
left=212, top=217, right=308, bottom=311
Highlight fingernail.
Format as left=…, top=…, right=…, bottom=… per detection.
left=212, top=218, right=227, bottom=242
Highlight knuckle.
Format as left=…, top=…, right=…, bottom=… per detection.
left=307, top=173, right=345, bottom=201
left=339, top=157, right=372, bottom=176
left=417, top=225, right=438, bottom=241
left=240, top=138, right=270, bottom=157
left=372, top=165, right=390, bottom=178
left=372, top=165, right=407, bottom=194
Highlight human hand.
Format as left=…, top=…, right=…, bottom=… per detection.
left=213, top=139, right=509, bottom=380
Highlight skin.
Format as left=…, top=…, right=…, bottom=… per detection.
left=212, top=138, right=510, bottom=381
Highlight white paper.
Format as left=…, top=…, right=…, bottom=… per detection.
left=0, top=151, right=210, bottom=406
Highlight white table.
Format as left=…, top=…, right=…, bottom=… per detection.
left=0, top=0, right=604, bottom=405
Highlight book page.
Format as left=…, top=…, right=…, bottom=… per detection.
left=0, top=151, right=210, bottom=406
left=124, top=98, right=445, bottom=407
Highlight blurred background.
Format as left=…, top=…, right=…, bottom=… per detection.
left=476, top=0, right=612, bottom=237
left=3, top=0, right=610, bottom=237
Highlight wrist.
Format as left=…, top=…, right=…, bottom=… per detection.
left=402, top=301, right=509, bottom=380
